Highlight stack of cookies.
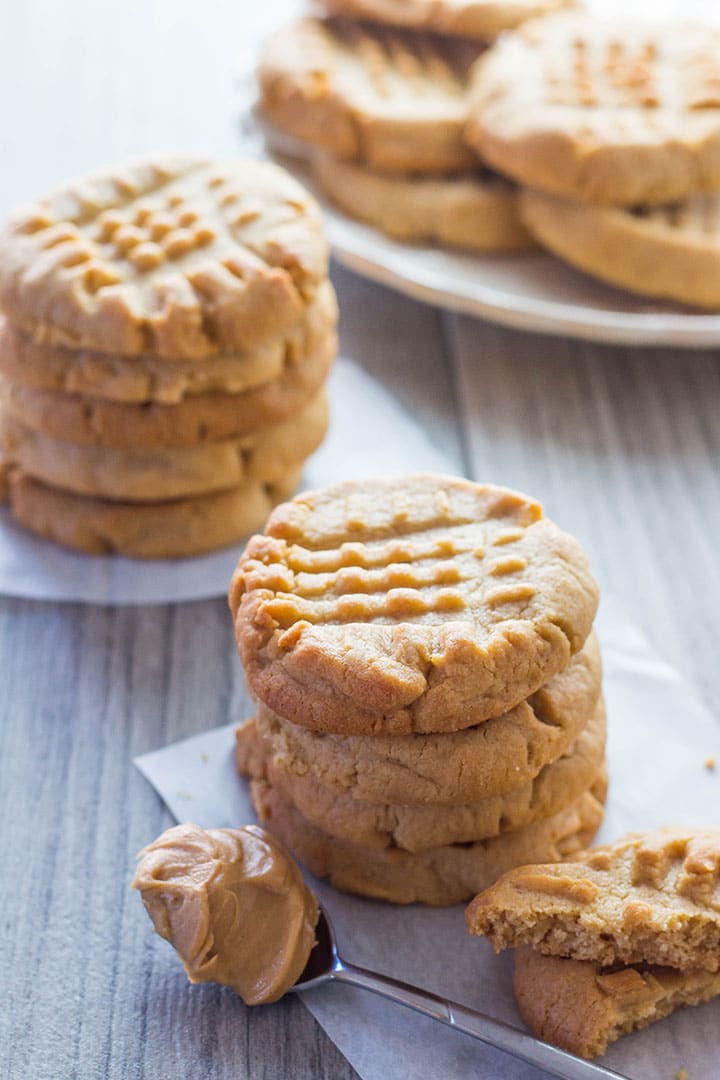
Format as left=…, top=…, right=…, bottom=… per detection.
left=0, top=156, right=337, bottom=558
left=232, top=474, right=606, bottom=906
left=256, top=3, right=573, bottom=252
left=466, top=13, right=720, bottom=308
left=466, top=828, right=720, bottom=1058
left=259, top=4, right=720, bottom=310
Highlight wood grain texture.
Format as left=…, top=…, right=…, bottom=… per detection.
left=1, top=2, right=720, bottom=1079
left=0, top=599, right=357, bottom=1080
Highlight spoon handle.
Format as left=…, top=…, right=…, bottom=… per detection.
left=332, top=959, right=628, bottom=1080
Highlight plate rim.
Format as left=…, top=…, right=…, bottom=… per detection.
left=324, top=217, right=720, bottom=350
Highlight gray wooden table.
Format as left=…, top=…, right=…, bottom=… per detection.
left=2, top=3, right=720, bottom=1078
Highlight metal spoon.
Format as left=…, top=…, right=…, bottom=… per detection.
left=292, top=906, right=628, bottom=1080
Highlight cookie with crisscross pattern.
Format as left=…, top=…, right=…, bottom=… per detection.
left=259, top=18, right=480, bottom=173
left=230, top=475, right=598, bottom=735
left=0, top=157, right=328, bottom=359
left=467, top=827, right=720, bottom=972
left=467, top=14, right=720, bottom=206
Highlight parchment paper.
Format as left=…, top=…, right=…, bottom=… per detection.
left=0, top=359, right=448, bottom=604
left=136, top=600, right=720, bottom=1080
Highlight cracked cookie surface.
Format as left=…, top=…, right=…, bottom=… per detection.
left=259, top=18, right=480, bottom=173
left=466, top=827, right=720, bottom=972
left=237, top=701, right=606, bottom=851
left=466, top=14, right=720, bottom=206
left=0, top=157, right=328, bottom=358
left=230, top=475, right=598, bottom=735
left=513, top=947, right=720, bottom=1059
left=252, top=634, right=601, bottom=804
left=250, top=775, right=606, bottom=906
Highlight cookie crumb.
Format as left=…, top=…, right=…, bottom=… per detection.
left=201, top=752, right=209, bottom=764
left=675, top=1069, right=689, bottom=1080
left=705, top=756, right=716, bottom=771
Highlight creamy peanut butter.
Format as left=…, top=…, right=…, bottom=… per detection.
left=132, top=823, right=319, bottom=1005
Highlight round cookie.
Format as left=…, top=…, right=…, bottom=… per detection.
left=250, top=776, right=607, bottom=906
left=0, top=157, right=328, bottom=358
left=2, top=468, right=301, bottom=559
left=0, top=281, right=338, bottom=404
left=237, top=700, right=606, bottom=851
left=230, top=475, right=599, bottom=735
left=0, top=329, right=334, bottom=449
left=521, top=189, right=720, bottom=310
left=319, top=0, right=577, bottom=42
left=254, top=635, right=601, bottom=805
left=466, top=14, right=720, bottom=206
left=0, top=391, right=328, bottom=502
left=312, top=155, right=534, bottom=252
left=259, top=18, right=480, bottom=174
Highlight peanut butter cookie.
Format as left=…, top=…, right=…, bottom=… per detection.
left=252, top=635, right=601, bottom=804
left=521, top=189, right=720, bottom=310
left=0, top=391, right=328, bottom=502
left=259, top=18, right=480, bottom=174
left=313, top=155, right=534, bottom=252
left=3, top=468, right=301, bottom=558
left=0, top=281, right=337, bottom=404
left=250, top=775, right=606, bottom=906
left=0, top=157, right=327, bottom=358
left=237, top=702, right=606, bottom=851
left=230, top=476, right=598, bottom=735
left=466, top=14, right=720, bottom=206
left=466, top=828, right=720, bottom=972
left=513, top=947, right=720, bottom=1060
left=0, top=328, right=334, bottom=448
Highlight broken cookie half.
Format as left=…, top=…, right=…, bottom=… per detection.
left=512, top=948, right=720, bottom=1060
left=466, top=827, right=720, bottom=1059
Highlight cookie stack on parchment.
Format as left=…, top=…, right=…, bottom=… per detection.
left=0, top=157, right=337, bottom=558
left=232, top=474, right=606, bottom=906
left=256, top=2, right=575, bottom=252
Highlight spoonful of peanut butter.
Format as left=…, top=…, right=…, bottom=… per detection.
left=133, top=824, right=622, bottom=1080
left=132, top=823, right=318, bottom=1006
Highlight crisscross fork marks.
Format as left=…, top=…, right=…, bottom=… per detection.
left=547, top=36, right=661, bottom=109
left=544, top=27, right=720, bottom=113
left=336, top=18, right=477, bottom=100
left=242, top=515, right=543, bottom=628
left=2, top=157, right=327, bottom=359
